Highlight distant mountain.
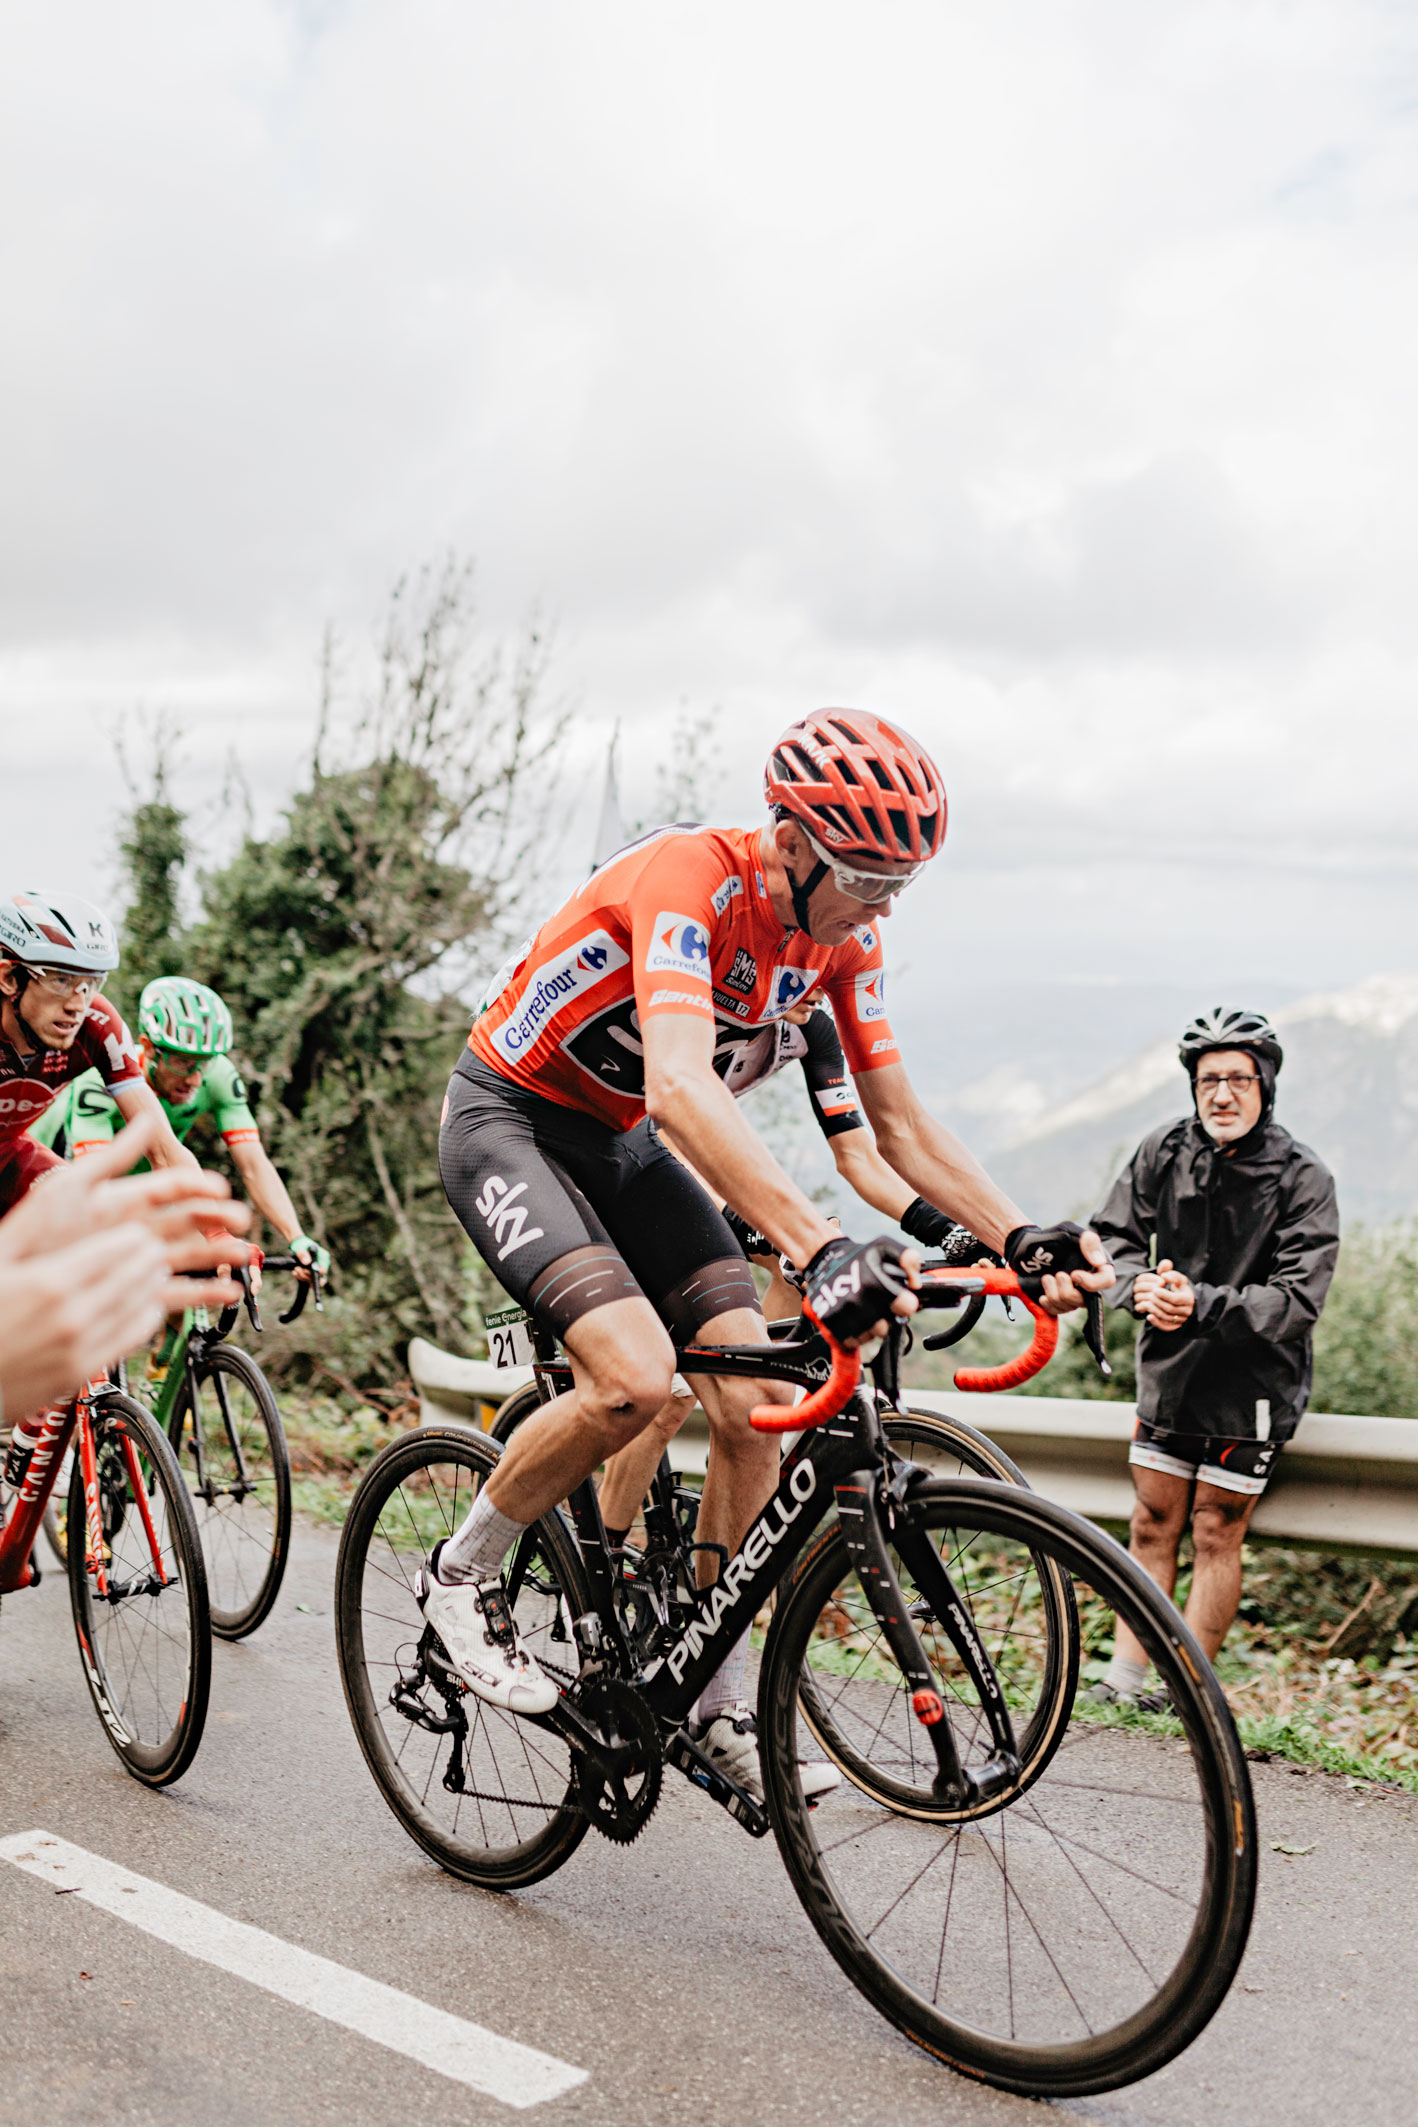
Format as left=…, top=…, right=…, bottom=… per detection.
left=984, top=974, right=1418, bottom=1223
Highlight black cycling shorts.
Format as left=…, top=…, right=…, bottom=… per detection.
left=1130, top=1419, right=1285, bottom=1498
left=439, top=1055, right=760, bottom=1341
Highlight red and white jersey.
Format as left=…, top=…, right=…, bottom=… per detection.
left=468, top=826, right=900, bottom=1131
left=0, top=994, right=143, bottom=1143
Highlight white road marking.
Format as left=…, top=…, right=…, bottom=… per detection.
left=1, top=1831, right=587, bottom=2110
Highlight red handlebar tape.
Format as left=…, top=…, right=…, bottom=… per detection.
left=747, top=1267, right=1058, bottom=1433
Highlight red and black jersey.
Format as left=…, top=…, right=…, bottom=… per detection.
left=719, top=1002, right=866, bottom=1140
left=0, top=995, right=143, bottom=1143
left=468, top=825, right=900, bottom=1131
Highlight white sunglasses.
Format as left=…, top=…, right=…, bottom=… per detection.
left=799, top=824, right=924, bottom=905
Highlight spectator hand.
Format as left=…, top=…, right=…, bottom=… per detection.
left=1133, top=1260, right=1195, bottom=1331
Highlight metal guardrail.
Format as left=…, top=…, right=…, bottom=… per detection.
left=406, top=1338, right=1418, bottom=1559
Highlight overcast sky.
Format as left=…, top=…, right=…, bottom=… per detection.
left=4, top=0, right=1417, bottom=995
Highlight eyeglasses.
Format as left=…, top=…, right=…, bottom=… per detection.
left=29, top=968, right=105, bottom=1002
left=1197, top=1072, right=1259, bottom=1094
left=799, top=824, right=924, bottom=906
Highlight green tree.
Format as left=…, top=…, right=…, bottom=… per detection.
left=112, top=560, right=563, bottom=1397
left=111, top=723, right=188, bottom=1025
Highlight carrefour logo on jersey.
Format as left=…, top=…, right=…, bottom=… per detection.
left=645, top=911, right=712, bottom=982
left=855, top=970, right=887, bottom=1022
left=489, top=929, right=630, bottom=1062
left=763, top=966, right=820, bottom=1019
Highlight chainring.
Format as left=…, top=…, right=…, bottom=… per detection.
left=571, top=1675, right=663, bottom=1845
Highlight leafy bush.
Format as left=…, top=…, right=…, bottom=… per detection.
left=115, top=560, right=562, bottom=1396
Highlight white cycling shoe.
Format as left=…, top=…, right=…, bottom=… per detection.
left=692, top=1703, right=840, bottom=1801
left=417, top=1542, right=559, bottom=1716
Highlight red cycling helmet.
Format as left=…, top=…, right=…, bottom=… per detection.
left=765, top=711, right=947, bottom=867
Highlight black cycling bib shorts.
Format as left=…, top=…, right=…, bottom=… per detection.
left=1130, top=1418, right=1284, bottom=1498
left=439, top=1055, right=759, bottom=1341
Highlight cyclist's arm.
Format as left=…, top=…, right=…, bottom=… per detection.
left=226, top=1136, right=303, bottom=1248
left=643, top=1013, right=837, bottom=1269
left=828, top=1128, right=914, bottom=1223
left=112, top=1079, right=201, bottom=1173
left=852, top=1062, right=1025, bottom=1252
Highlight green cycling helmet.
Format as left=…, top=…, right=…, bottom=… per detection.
left=139, top=977, right=234, bottom=1059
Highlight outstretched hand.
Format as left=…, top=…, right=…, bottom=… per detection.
left=0, top=1113, right=254, bottom=1421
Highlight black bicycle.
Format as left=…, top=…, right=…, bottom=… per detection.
left=335, top=1267, right=1256, bottom=2098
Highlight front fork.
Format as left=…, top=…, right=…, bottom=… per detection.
left=835, top=1465, right=1021, bottom=1809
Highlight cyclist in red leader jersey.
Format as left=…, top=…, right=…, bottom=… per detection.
left=0, top=889, right=211, bottom=1480
left=431, top=712, right=1114, bottom=1791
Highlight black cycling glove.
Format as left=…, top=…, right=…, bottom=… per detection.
left=803, top=1234, right=912, bottom=1344
left=899, top=1198, right=1002, bottom=1266
left=722, top=1206, right=772, bottom=1259
left=1003, top=1220, right=1093, bottom=1296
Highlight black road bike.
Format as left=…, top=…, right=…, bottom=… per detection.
left=335, top=1269, right=1256, bottom=2099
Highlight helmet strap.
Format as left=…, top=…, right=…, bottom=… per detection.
left=11, top=972, right=57, bottom=1054
left=788, top=858, right=829, bottom=936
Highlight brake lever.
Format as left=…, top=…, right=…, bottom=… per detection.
left=238, top=1263, right=264, bottom=1334
left=1082, top=1290, right=1112, bottom=1377
left=279, top=1260, right=322, bottom=1326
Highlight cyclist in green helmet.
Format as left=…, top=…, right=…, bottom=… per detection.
left=31, top=975, right=330, bottom=1284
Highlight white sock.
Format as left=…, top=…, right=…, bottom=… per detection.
left=1105, top=1655, right=1148, bottom=1697
left=696, top=1628, right=750, bottom=1724
left=437, top=1491, right=530, bottom=1585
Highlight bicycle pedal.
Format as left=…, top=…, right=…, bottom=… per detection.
left=665, top=1728, right=769, bottom=1838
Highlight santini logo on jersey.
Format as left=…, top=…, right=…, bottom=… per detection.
left=711, top=874, right=744, bottom=916
left=473, top=1175, right=546, bottom=1262
left=648, top=988, right=713, bottom=1011
left=489, top=930, right=629, bottom=1062
left=764, top=966, right=820, bottom=1019
left=855, top=969, right=887, bottom=1023
left=645, top=911, right=712, bottom=982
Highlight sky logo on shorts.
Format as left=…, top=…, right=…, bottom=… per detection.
left=489, top=928, right=629, bottom=1063
left=645, top=912, right=712, bottom=981
left=855, top=970, right=887, bottom=1022
left=764, top=966, right=820, bottom=1019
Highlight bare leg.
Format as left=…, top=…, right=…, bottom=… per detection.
left=1113, top=1464, right=1193, bottom=1674
left=1183, top=1484, right=1261, bottom=1661
left=484, top=1296, right=675, bottom=1524
left=684, top=1305, right=793, bottom=1583
left=598, top=1385, right=695, bottom=1533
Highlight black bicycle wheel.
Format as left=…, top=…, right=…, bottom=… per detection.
left=67, top=1391, right=212, bottom=1788
left=171, top=1346, right=292, bottom=1638
left=786, top=1420, right=1075, bottom=1820
left=336, top=1424, right=593, bottom=1890
left=761, top=1478, right=1256, bottom=2098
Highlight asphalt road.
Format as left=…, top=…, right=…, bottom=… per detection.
left=2, top=1522, right=1416, bottom=2127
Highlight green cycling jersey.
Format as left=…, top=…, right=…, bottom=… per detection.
left=30, top=1050, right=260, bottom=1165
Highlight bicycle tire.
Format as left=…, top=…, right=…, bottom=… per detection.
left=42, top=1443, right=75, bottom=1566
left=67, top=1391, right=212, bottom=1788
left=171, top=1345, right=292, bottom=1638
left=336, top=1423, right=594, bottom=1890
left=760, top=1477, right=1256, bottom=2098
left=793, top=1411, right=1078, bottom=1817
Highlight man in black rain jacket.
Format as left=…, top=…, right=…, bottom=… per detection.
left=1089, top=1007, right=1339, bottom=1705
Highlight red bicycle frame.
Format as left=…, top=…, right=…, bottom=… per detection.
left=0, top=1388, right=169, bottom=1598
